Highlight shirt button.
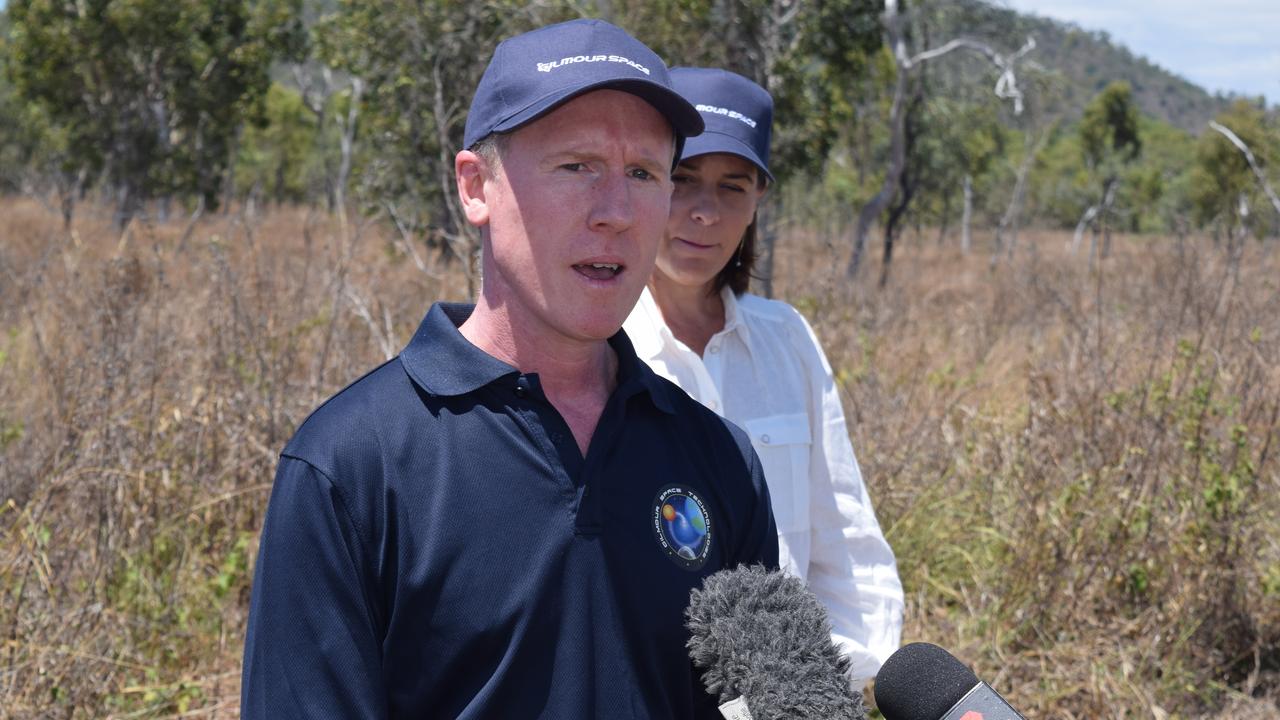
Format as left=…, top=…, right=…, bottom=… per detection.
left=514, top=382, right=528, bottom=398
left=761, top=434, right=771, bottom=444
left=708, top=344, right=720, bottom=354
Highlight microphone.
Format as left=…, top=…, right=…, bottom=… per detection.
left=874, top=642, right=1026, bottom=720
left=685, top=564, right=866, bottom=720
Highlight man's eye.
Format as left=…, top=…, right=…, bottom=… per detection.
left=561, top=162, right=585, bottom=172
left=630, top=168, right=655, bottom=181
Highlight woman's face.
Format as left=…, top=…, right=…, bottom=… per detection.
left=653, top=153, right=764, bottom=291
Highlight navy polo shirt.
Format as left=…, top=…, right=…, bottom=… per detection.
left=242, top=302, right=779, bottom=719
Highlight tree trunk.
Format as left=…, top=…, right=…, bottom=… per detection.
left=994, top=130, right=1044, bottom=266
left=334, top=77, right=363, bottom=223
left=756, top=198, right=778, bottom=298
left=961, top=174, right=973, bottom=254
left=937, top=192, right=951, bottom=246
left=1098, top=177, right=1118, bottom=261
left=1073, top=205, right=1099, bottom=254
left=848, top=63, right=908, bottom=279
left=881, top=93, right=920, bottom=289
left=881, top=184, right=911, bottom=289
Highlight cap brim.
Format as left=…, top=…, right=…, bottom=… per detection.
left=490, top=78, right=705, bottom=145
left=679, top=129, right=774, bottom=183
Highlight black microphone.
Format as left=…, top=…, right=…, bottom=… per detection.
left=685, top=564, right=867, bottom=720
left=874, top=642, right=1026, bottom=720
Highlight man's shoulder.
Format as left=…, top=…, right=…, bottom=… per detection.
left=281, top=357, right=410, bottom=475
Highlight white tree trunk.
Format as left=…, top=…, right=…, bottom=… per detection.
left=1073, top=205, right=1099, bottom=254
left=961, top=174, right=973, bottom=254
left=994, top=130, right=1046, bottom=264
left=1210, top=121, right=1280, bottom=219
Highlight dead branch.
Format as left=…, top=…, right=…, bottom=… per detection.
left=1209, top=121, right=1280, bottom=219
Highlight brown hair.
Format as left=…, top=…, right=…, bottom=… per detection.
left=711, top=213, right=758, bottom=297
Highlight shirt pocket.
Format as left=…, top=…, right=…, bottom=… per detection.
left=743, top=413, right=811, bottom=534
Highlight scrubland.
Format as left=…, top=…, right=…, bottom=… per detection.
left=1, top=197, right=1277, bottom=717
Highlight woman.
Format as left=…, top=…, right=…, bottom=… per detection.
left=623, top=68, right=905, bottom=685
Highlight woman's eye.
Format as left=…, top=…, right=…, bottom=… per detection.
left=672, top=174, right=693, bottom=184
left=721, top=183, right=747, bottom=193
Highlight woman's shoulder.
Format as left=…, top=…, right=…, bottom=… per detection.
left=736, top=293, right=813, bottom=337
left=736, top=293, right=834, bottom=375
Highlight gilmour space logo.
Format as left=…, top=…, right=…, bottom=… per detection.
left=652, top=485, right=713, bottom=570
left=536, top=54, right=651, bottom=75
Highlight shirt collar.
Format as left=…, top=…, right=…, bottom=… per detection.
left=719, top=285, right=750, bottom=344
left=401, top=302, right=675, bottom=414
left=630, top=286, right=751, bottom=359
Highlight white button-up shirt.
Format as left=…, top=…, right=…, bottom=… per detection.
left=624, top=287, right=905, bottom=685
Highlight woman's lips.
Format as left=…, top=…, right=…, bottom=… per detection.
left=674, top=237, right=716, bottom=250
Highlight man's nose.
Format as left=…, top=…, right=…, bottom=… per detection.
left=588, top=172, right=636, bottom=232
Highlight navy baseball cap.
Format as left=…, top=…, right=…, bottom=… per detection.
left=463, top=19, right=704, bottom=155
left=672, top=67, right=774, bottom=183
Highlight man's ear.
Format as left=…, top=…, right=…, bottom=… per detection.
left=455, top=149, right=491, bottom=227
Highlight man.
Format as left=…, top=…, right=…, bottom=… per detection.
left=241, top=19, right=779, bottom=719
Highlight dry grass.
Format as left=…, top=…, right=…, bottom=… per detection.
left=1, top=197, right=1277, bottom=718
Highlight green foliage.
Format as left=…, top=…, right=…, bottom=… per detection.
left=1189, top=99, right=1278, bottom=230
left=907, top=96, right=1010, bottom=228
left=4, top=0, right=306, bottom=221
left=234, top=83, right=321, bottom=204
left=1080, top=80, right=1141, bottom=168
left=313, top=0, right=570, bottom=235
left=610, top=0, right=884, bottom=184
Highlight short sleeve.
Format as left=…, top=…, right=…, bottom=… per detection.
left=241, top=456, right=387, bottom=719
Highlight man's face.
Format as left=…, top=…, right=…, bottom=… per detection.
left=471, top=90, right=675, bottom=346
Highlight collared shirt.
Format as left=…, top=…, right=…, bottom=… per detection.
left=241, top=303, right=779, bottom=719
left=624, top=287, right=904, bottom=684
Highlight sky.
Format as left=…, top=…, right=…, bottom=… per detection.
left=1000, top=0, right=1280, bottom=103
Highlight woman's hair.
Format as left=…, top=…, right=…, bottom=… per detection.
left=709, top=173, right=768, bottom=298
left=711, top=213, right=758, bottom=297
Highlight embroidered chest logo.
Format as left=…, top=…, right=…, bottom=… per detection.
left=652, top=485, right=713, bottom=570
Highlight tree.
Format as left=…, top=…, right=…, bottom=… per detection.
left=1072, top=80, right=1141, bottom=262
left=234, top=83, right=323, bottom=207
left=314, top=0, right=572, bottom=293
left=1190, top=100, right=1278, bottom=243
left=845, top=0, right=1034, bottom=279
left=4, top=0, right=305, bottom=226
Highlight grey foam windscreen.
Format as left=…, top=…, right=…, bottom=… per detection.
left=686, top=564, right=865, bottom=719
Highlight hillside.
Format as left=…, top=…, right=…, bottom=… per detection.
left=931, top=0, right=1237, bottom=133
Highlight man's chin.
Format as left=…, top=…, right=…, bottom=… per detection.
left=564, top=311, right=631, bottom=344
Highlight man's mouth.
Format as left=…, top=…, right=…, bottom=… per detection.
left=573, top=262, right=623, bottom=281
